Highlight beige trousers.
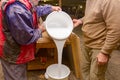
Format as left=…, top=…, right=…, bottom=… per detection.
left=80, top=44, right=108, bottom=80
left=0, top=60, right=4, bottom=80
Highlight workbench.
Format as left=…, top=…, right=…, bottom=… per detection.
left=27, top=32, right=82, bottom=79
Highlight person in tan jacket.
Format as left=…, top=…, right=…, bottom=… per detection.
left=73, top=0, right=120, bottom=80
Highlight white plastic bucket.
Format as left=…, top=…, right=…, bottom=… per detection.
left=45, top=64, right=70, bottom=80
left=45, top=11, right=73, bottom=40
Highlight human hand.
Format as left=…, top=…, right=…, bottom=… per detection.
left=97, top=52, right=109, bottom=65
left=51, top=6, right=62, bottom=11
left=38, top=22, right=46, bottom=32
left=73, top=19, right=83, bottom=28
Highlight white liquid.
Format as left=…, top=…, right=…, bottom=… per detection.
left=46, top=37, right=71, bottom=79
left=45, top=11, right=73, bottom=79
left=54, top=39, right=66, bottom=78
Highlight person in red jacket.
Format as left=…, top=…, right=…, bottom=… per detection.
left=0, top=1, right=4, bottom=80
left=0, top=0, right=61, bottom=80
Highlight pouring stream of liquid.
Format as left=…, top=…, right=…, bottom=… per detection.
left=53, top=39, right=66, bottom=78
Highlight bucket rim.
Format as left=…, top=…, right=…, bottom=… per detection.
left=45, top=11, right=73, bottom=40
left=46, top=64, right=70, bottom=79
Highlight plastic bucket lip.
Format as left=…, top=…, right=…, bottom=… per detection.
left=46, top=64, right=70, bottom=79
left=45, top=11, right=73, bottom=40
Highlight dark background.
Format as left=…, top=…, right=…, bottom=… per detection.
left=39, top=0, right=86, bottom=19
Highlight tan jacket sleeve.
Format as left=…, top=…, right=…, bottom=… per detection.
left=101, top=0, right=120, bottom=54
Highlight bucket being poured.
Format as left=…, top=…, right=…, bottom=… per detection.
left=45, top=11, right=73, bottom=40
left=45, top=11, right=73, bottom=80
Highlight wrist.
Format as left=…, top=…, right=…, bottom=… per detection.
left=78, top=19, right=83, bottom=25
